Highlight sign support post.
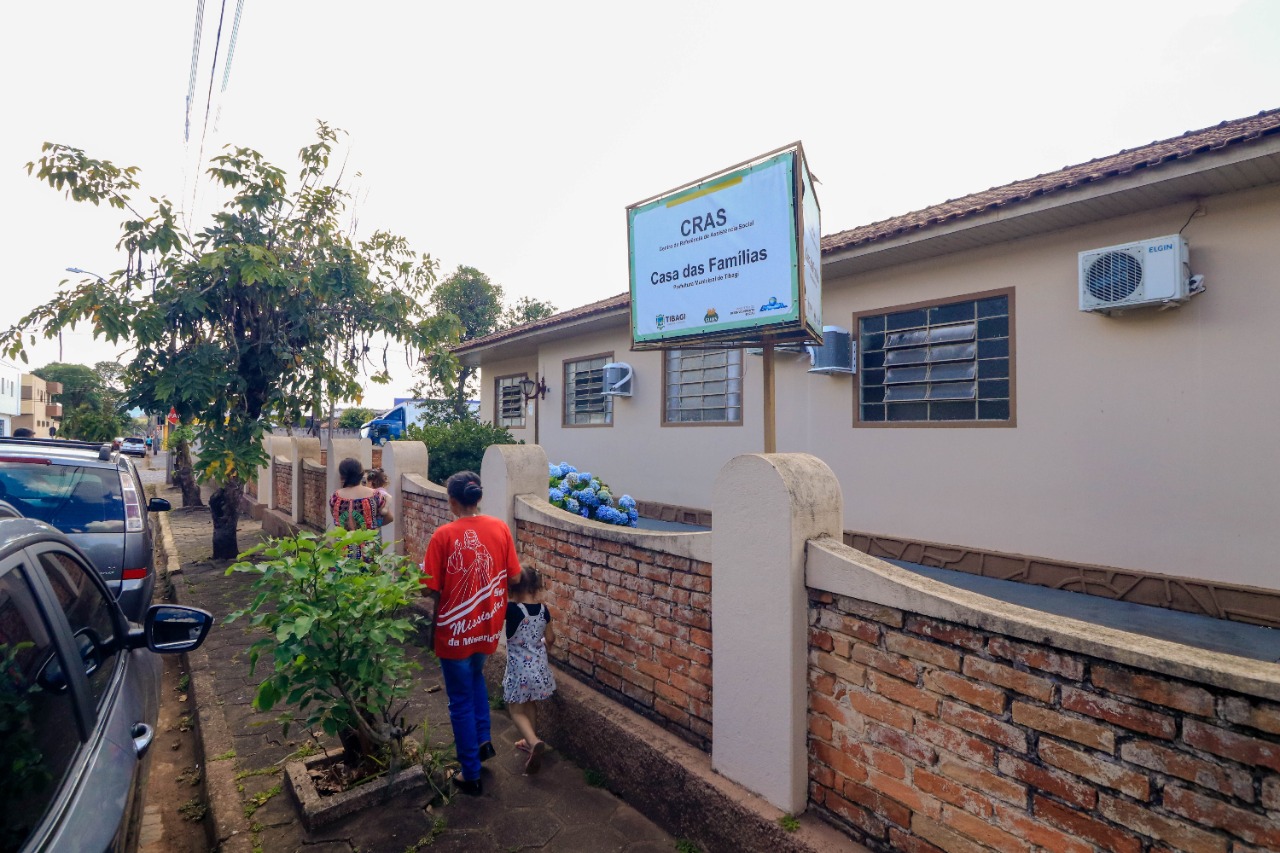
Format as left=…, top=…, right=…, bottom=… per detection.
left=762, top=339, right=776, bottom=454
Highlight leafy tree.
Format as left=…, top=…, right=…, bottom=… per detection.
left=32, top=362, right=129, bottom=440
left=6, top=124, right=451, bottom=557
left=403, top=414, right=518, bottom=484
left=414, top=267, right=556, bottom=419
left=499, top=295, right=557, bottom=330
left=337, top=406, right=378, bottom=431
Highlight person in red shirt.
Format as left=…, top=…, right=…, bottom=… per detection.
left=422, top=470, right=522, bottom=796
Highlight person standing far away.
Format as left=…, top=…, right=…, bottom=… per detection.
left=503, top=566, right=557, bottom=774
left=421, top=471, right=522, bottom=796
left=329, top=457, right=393, bottom=560
left=145, top=434, right=153, bottom=455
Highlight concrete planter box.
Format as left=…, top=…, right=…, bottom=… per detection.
left=284, top=751, right=428, bottom=830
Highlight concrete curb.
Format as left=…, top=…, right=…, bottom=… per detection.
left=155, top=506, right=256, bottom=853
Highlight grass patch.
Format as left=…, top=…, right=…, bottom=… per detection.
left=177, top=714, right=195, bottom=732
left=243, top=784, right=282, bottom=819
left=176, top=766, right=202, bottom=787
left=778, top=813, right=801, bottom=832
left=210, top=748, right=237, bottom=761
left=178, top=798, right=208, bottom=822
left=234, top=766, right=280, bottom=781
left=177, top=672, right=190, bottom=693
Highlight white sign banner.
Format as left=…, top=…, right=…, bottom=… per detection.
left=629, top=153, right=799, bottom=344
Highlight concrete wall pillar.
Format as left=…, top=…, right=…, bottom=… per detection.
left=289, top=437, right=321, bottom=525
left=259, top=435, right=280, bottom=511
left=480, top=443, right=549, bottom=540
left=326, top=438, right=372, bottom=531
left=711, top=453, right=843, bottom=813
left=379, top=440, right=428, bottom=555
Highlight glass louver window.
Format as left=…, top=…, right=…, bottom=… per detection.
left=564, top=356, right=613, bottom=425
left=858, top=293, right=1012, bottom=424
left=664, top=348, right=743, bottom=424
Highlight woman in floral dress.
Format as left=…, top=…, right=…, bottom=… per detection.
left=328, top=457, right=392, bottom=560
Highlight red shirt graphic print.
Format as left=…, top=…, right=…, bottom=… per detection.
left=423, top=515, right=522, bottom=659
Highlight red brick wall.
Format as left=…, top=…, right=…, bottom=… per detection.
left=400, top=482, right=451, bottom=566
left=371, top=447, right=382, bottom=469
left=807, top=590, right=1280, bottom=853
left=301, top=462, right=326, bottom=529
left=518, top=518, right=713, bottom=750
left=273, top=459, right=292, bottom=513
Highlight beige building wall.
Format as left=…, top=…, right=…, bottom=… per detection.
left=473, top=186, right=1280, bottom=592
left=806, top=185, right=1280, bottom=591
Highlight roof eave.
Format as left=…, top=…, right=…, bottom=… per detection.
left=823, top=134, right=1280, bottom=280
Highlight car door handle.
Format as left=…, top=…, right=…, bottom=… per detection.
left=131, top=722, right=154, bottom=757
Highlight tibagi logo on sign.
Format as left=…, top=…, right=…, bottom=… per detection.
left=655, top=313, right=665, bottom=330
left=704, top=308, right=719, bottom=323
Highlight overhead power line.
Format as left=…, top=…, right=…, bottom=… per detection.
left=184, top=0, right=206, bottom=142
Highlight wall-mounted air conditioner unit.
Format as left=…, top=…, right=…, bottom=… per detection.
left=1078, top=234, right=1204, bottom=314
left=807, top=326, right=854, bottom=375
left=602, top=362, right=633, bottom=397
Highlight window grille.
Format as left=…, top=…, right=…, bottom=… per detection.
left=858, top=293, right=1012, bottom=424
left=564, top=356, right=612, bottom=425
left=664, top=348, right=743, bottom=424
left=496, top=375, right=525, bottom=428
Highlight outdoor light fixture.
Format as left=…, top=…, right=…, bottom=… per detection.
left=520, top=375, right=549, bottom=401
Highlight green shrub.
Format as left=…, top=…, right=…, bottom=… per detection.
left=403, top=416, right=519, bottom=484
left=226, top=530, right=423, bottom=770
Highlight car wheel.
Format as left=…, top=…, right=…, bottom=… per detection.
left=0, top=500, right=23, bottom=518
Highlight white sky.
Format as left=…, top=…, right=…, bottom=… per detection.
left=2, top=0, right=1277, bottom=410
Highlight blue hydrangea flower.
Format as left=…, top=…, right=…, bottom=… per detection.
left=565, top=497, right=580, bottom=513
left=577, top=474, right=593, bottom=489
left=549, top=488, right=564, bottom=503
left=618, top=495, right=636, bottom=510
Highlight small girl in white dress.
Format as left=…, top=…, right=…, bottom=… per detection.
left=503, top=566, right=556, bottom=774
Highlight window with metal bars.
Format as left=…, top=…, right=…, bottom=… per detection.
left=857, top=291, right=1012, bottom=424
left=563, top=355, right=613, bottom=426
left=663, top=348, right=743, bottom=424
left=495, top=375, right=525, bottom=429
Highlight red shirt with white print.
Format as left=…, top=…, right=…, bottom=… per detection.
left=422, top=514, right=522, bottom=659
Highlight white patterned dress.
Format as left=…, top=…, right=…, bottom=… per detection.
left=502, top=602, right=557, bottom=704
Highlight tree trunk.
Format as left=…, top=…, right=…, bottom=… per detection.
left=171, top=439, right=204, bottom=507
left=209, top=479, right=243, bottom=560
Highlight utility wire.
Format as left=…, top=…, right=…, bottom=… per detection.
left=190, top=0, right=229, bottom=222
left=184, top=0, right=206, bottom=143
left=212, top=0, right=246, bottom=135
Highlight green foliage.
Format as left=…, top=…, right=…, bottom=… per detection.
left=499, top=295, right=557, bottom=330
left=403, top=415, right=518, bottom=484
left=778, top=814, right=801, bottom=832
left=415, top=266, right=557, bottom=419
left=0, top=642, right=51, bottom=850
left=338, top=406, right=379, bottom=431
left=674, top=841, right=702, bottom=853
left=226, top=529, right=424, bottom=766
left=6, top=125, right=452, bottom=550
left=33, top=361, right=130, bottom=440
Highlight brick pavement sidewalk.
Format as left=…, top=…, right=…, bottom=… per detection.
left=154, top=482, right=677, bottom=853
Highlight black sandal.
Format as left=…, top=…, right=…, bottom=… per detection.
left=452, top=771, right=483, bottom=796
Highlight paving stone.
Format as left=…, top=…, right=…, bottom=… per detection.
left=549, top=822, right=632, bottom=851
left=489, top=806, right=564, bottom=848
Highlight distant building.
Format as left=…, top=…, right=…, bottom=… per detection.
left=17, top=374, right=63, bottom=437
left=0, top=360, right=20, bottom=436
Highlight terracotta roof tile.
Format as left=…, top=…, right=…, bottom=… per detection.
left=822, top=108, right=1280, bottom=254
left=454, top=291, right=629, bottom=353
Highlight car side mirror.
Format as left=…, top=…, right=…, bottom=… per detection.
left=138, top=605, right=213, bottom=653
left=148, top=497, right=171, bottom=512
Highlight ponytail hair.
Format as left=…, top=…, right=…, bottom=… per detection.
left=446, top=471, right=483, bottom=507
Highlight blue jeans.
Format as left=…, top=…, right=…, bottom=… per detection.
left=438, top=653, right=491, bottom=781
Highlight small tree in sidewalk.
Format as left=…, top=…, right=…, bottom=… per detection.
left=227, top=529, right=424, bottom=776
left=165, top=422, right=203, bottom=507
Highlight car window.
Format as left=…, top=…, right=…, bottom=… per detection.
left=35, top=550, right=120, bottom=707
left=0, top=463, right=125, bottom=534
left=0, top=566, right=82, bottom=852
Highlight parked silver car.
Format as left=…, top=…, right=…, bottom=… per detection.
left=0, top=517, right=212, bottom=852
left=0, top=437, right=169, bottom=622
